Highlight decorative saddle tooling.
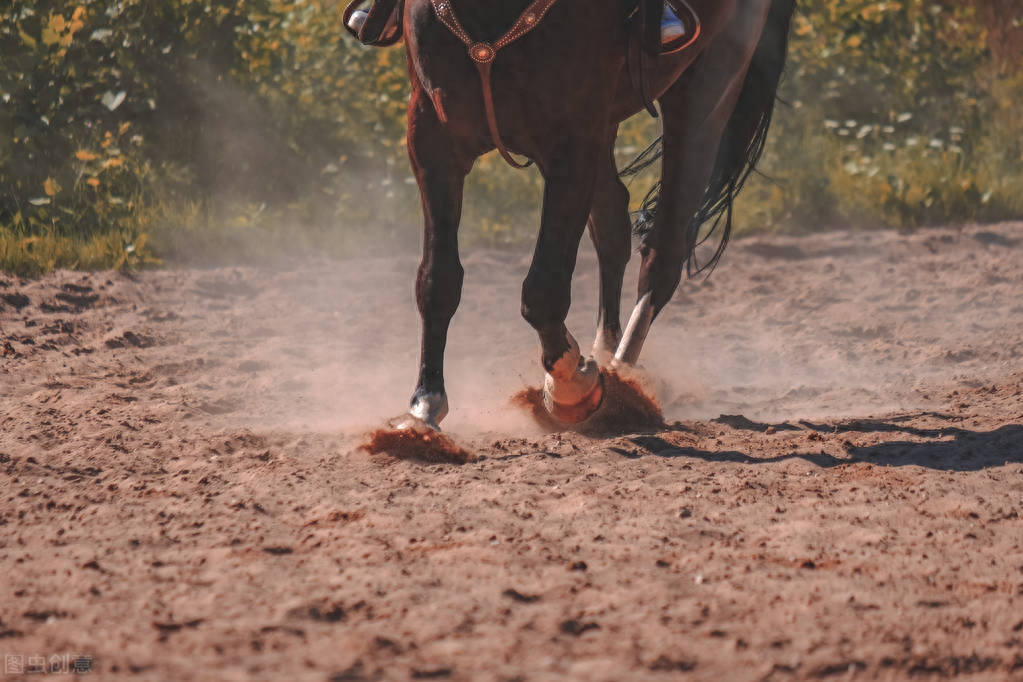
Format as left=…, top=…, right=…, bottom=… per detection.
left=342, top=0, right=701, bottom=167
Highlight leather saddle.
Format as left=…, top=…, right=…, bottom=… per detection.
left=342, top=0, right=698, bottom=130
left=343, top=0, right=698, bottom=54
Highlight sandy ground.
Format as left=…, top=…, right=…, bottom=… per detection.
left=1, top=222, right=1022, bottom=681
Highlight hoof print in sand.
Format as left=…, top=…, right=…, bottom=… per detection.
left=361, top=417, right=475, bottom=464
left=512, top=369, right=664, bottom=434
left=105, top=330, right=155, bottom=349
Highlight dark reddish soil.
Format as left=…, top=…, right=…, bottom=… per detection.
left=2, top=223, right=1022, bottom=681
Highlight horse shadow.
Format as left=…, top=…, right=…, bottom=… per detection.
left=617, top=418, right=1023, bottom=473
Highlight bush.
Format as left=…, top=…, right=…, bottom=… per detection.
left=0, top=0, right=1020, bottom=274
left=738, top=0, right=1023, bottom=231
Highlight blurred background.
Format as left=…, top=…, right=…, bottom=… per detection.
left=1, top=0, right=1021, bottom=275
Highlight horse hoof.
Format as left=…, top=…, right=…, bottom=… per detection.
left=543, top=359, right=605, bottom=424
left=406, top=391, right=448, bottom=430
left=388, top=413, right=440, bottom=433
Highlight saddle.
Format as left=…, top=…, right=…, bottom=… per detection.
left=343, top=0, right=699, bottom=55
left=342, top=0, right=700, bottom=165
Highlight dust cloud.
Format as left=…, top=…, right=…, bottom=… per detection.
left=141, top=221, right=1022, bottom=439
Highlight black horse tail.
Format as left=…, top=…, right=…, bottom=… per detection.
left=621, top=0, right=797, bottom=276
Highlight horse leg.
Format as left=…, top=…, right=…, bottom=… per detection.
left=402, top=94, right=471, bottom=430
left=523, top=138, right=605, bottom=423
left=615, top=0, right=773, bottom=366
left=587, top=145, right=633, bottom=361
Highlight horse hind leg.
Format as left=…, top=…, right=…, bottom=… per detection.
left=615, top=0, right=776, bottom=367
left=587, top=145, right=632, bottom=362
left=523, top=137, right=606, bottom=424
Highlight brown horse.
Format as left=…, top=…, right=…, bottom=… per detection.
left=350, top=0, right=796, bottom=429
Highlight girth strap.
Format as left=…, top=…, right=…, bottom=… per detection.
left=430, top=0, right=560, bottom=169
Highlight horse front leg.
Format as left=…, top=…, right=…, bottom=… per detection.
left=401, top=94, right=470, bottom=430
left=523, top=137, right=605, bottom=423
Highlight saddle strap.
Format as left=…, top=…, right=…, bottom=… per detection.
left=430, top=0, right=560, bottom=169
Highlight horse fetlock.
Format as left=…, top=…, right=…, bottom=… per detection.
left=548, top=334, right=584, bottom=380
left=543, top=356, right=604, bottom=424
left=408, top=391, right=449, bottom=430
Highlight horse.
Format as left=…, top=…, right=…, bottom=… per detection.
left=346, top=0, right=796, bottom=429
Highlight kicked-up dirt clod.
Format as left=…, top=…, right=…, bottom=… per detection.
left=511, top=368, right=664, bottom=435
left=362, top=423, right=477, bottom=464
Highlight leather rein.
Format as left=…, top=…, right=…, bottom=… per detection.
left=429, top=0, right=559, bottom=168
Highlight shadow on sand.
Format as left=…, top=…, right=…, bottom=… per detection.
left=618, top=419, right=1023, bottom=473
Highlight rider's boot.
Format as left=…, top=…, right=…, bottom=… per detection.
left=661, top=3, right=686, bottom=44
left=348, top=6, right=370, bottom=32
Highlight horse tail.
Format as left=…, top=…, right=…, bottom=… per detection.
left=621, top=0, right=797, bottom=276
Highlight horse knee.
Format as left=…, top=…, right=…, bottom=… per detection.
left=521, top=270, right=570, bottom=332
left=520, top=292, right=562, bottom=333
left=590, top=179, right=632, bottom=252
left=416, top=257, right=464, bottom=319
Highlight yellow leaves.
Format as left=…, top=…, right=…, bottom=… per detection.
left=44, top=178, right=61, bottom=196
left=42, top=15, right=64, bottom=47
left=37, top=8, right=86, bottom=53
left=104, top=157, right=125, bottom=170
left=19, top=28, right=36, bottom=48
left=76, top=150, right=99, bottom=161
left=846, top=35, right=863, bottom=48
left=857, top=2, right=896, bottom=23
left=86, top=178, right=100, bottom=188
left=70, top=6, right=87, bottom=34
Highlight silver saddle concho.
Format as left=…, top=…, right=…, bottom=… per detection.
left=348, top=3, right=686, bottom=44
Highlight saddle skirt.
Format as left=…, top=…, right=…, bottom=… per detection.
left=341, top=0, right=702, bottom=166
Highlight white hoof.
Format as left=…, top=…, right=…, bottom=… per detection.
left=388, top=413, right=439, bottom=434
left=407, top=392, right=448, bottom=431
left=543, top=357, right=604, bottom=424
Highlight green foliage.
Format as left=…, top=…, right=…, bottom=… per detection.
left=1, top=0, right=1021, bottom=275
left=738, top=0, right=1023, bottom=231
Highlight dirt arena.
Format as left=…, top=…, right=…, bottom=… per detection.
left=2, top=223, right=1022, bottom=681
